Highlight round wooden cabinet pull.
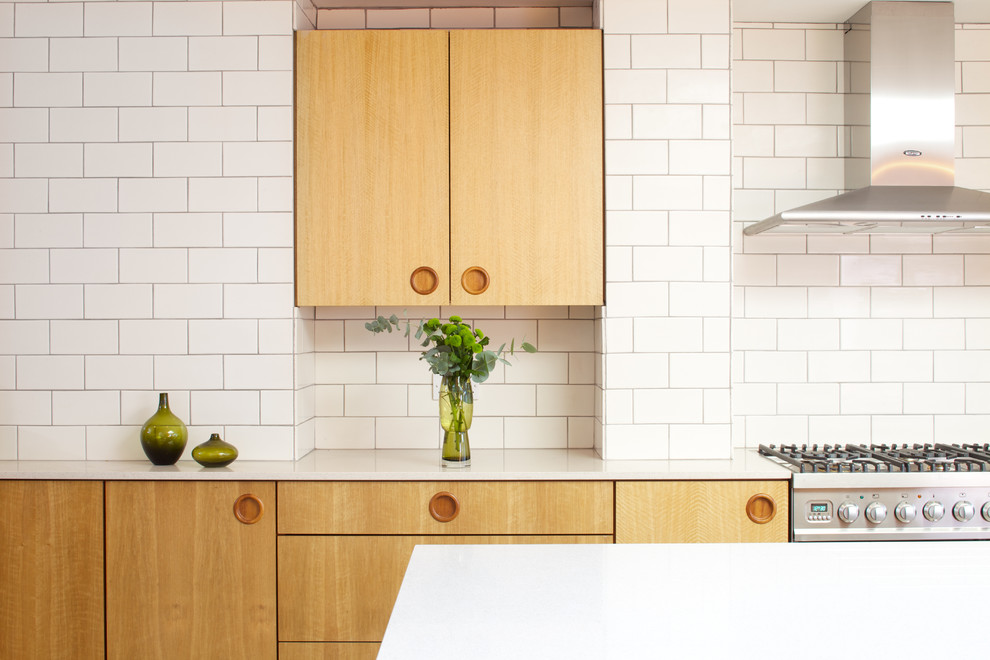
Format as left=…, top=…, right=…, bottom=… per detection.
left=410, top=266, right=439, bottom=296
left=460, top=267, right=490, bottom=296
left=233, top=493, right=265, bottom=525
left=428, top=491, right=460, bottom=523
left=746, top=493, right=776, bottom=525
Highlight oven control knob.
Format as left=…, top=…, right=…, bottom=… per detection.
left=982, top=502, right=990, bottom=522
left=837, top=502, right=859, bottom=523
left=953, top=501, right=975, bottom=523
left=865, top=502, right=887, bottom=524
left=923, top=501, right=944, bottom=522
left=894, top=501, right=917, bottom=524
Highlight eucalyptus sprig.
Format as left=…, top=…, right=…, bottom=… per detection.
left=365, top=314, right=536, bottom=383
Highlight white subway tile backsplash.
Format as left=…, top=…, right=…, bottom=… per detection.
left=85, top=355, right=153, bottom=390
left=0, top=178, right=47, bottom=213
left=0, top=108, right=48, bottom=143
left=85, top=3, right=151, bottom=37
left=223, top=1, right=292, bottom=36
left=631, top=35, right=700, bottom=69
left=222, top=71, right=291, bottom=106
left=153, top=283, right=221, bottom=319
left=634, top=388, right=703, bottom=423
left=778, top=382, right=840, bottom=415
left=85, top=425, right=145, bottom=461
left=154, top=213, right=223, bottom=248
left=0, top=38, right=48, bottom=73
left=224, top=354, right=292, bottom=389
left=119, top=248, right=187, bottom=284
left=259, top=36, right=292, bottom=71
left=50, top=108, right=118, bottom=143
left=154, top=2, right=222, bottom=37
left=84, top=283, right=151, bottom=319
left=0, top=5, right=12, bottom=39
left=51, top=248, right=117, bottom=284
left=904, top=383, right=966, bottom=414
left=257, top=176, right=291, bottom=212
left=154, top=72, right=222, bottom=106
left=14, top=72, right=82, bottom=108
left=16, top=284, right=83, bottom=319
left=190, top=106, right=257, bottom=140
left=632, top=105, right=702, bottom=140
left=495, top=8, right=558, bottom=29
left=16, top=213, right=82, bottom=249
left=17, top=355, right=84, bottom=390
left=155, top=355, right=223, bottom=390
left=223, top=283, right=292, bottom=319
left=53, top=389, right=120, bottom=426
left=120, top=36, right=188, bottom=72
left=189, top=177, right=257, bottom=212
left=223, top=141, right=291, bottom=176
left=119, top=178, right=187, bottom=213
left=605, top=69, right=666, bottom=104
left=189, top=319, right=256, bottom=355
left=431, top=8, right=494, bottom=29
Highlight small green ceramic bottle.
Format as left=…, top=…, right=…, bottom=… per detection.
left=192, top=433, right=239, bottom=468
left=140, top=393, right=188, bottom=465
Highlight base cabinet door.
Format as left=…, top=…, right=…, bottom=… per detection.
left=0, top=480, right=104, bottom=659
left=279, top=535, right=611, bottom=643
left=616, top=481, right=789, bottom=543
left=105, top=481, right=277, bottom=659
left=279, top=642, right=381, bottom=660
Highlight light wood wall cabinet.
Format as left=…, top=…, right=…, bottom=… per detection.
left=615, top=481, right=789, bottom=544
left=0, top=481, right=104, bottom=660
left=105, top=481, right=277, bottom=660
left=294, top=29, right=603, bottom=307
left=277, top=481, right=613, bottom=655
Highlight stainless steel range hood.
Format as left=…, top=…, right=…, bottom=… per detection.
left=743, top=1, right=990, bottom=236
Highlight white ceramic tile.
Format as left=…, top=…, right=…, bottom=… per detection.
left=18, top=426, right=85, bottom=460
left=189, top=36, right=257, bottom=72
left=223, top=141, right=291, bottom=176
left=315, top=417, right=374, bottom=449
left=669, top=140, right=730, bottom=175
left=742, top=28, right=804, bottom=60
left=223, top=1, right=292, bottom=36
left=605, top=140, right=667, bottom=176
left=0, top=391, right=50, bottom=424
left=83, top=283, right=150, bottom=319
left=743, top=351, right=805, bottom=383
left=839, top=319, right=903, bottom=351
left=902, top=255, right=963, bottom=286
left=871, top=351, right=933, bottom=383
left=119, top=248, right=187, bottom=284
left=935, top=350, right=990, bottom=383
left=153, top=1, right=222, bottom=37
left=188, top=106, right=256, bottom=142
left=151, top=283, right=220, bottom=319
left=84, top=2, right=151, bottom=37
left=634, top=175, right=704, bottom=211
left=632, top=105, right=701, bottom=140
left=48, top=38, right=115, bottom=74
left=806, top=350, right=869, bottom=383
left=904, top=383, right=966, bottom=414
left=935, top=287, right=990, bottom=317
left=904, top=319, right=964, bottom=350
left=503, top=417, right=567, bottom=449
left=0, top=4, right=12, bottom=39
left=258, top=36, right=291, bottom=71
left=222, top=71, right=290, bottom=106
left=569, top=353, right=596, bottom=385
left=316, top=9, right=364, bottom=30
left=257, top=247, right=291, bottom=283
left=633, top=389, right=703, bottom=423
left=494, top=8, right=557, bottom=28
left=669, top=282, right=729, bottom=317
left=742, top=92, right=805, bottom=125
left=774, top=125, right=837, bottom=158
left=119, top=36, right=188, bottom=72
left=602, top=424, right=668, bottom=460
left=604, top=0, right=665, bottom=34
left=188, top=177, right=256, bottom=213
left=604, top=70, right=666, bottom=105
left=537, top=384, right=595, bottom=416
left=85, top=355, right=153, bottom=390
left=776, top=318, right=839, bottom=351
left=190, top=390, right=259, bottom=426
left=119, top=319, right=187, bottom=355
left=154, top=355, right=223, bottom=390
left=187, top=319, right=255, bottom=355
left=14, top=72, right=81, bottom=107
left=118, top=178, right=186, bottom=213
left=560, top=7, right=593, bottom=28
left=119, top=107, right=187, bottom=142
left=667, top=69, right=729, bottom=104
left=473, top=384, right=535, bottom=416
left=50, top=107, right=116, bottom=142
left=375, top=352, right=430, bottom=385
left=365, top=8, right=429, bottom=29
left=17, top=355, right=83, bottom=390
left=224, top=425, right=293, bottom=460
left=631, top=35, right=700, bottom=69
left=53, top=390, right=120, bottom=425
left=49, top=178, right=117, bottom=213
left=774, top=61, right=836, bottom=93
left=315, top=352, right=375, bottom=385
left=223, top=283, right=292, bottom=319
left=374, top=417, right=437, bottom=449
left=605, top=282, right=669, bottom=318
left=777, top=382, right=840, bottom=415
left=743, top=157, right=806, bottom=189
left=0, top=37, right=48, bottom=73
left=153, top=71, right=221, bottom=106
left=0, top=178, right=47, bottom=213
left=154, top=213, right=223, bottom=248
left=344, top=384, right=407, bottom=417
left=259, top=318, right=291, bottom=354
left=430, top=8, right=494, bottom=29
left=83, top=72, right=151, bottom=107
left=669, top=353, right=728, bottom=388
left=869, top=288, right=933, bottom=319
left=86, top=425, right=145, bottom=461
left=257, top=107, right=291, bottom=141
left=51, top=248, right=117, bottom=284
left=257, top=176, right=291, bottom=212
left=605, top=210, right=668, bottom=247
left=15, top=284, right=83, bottom=319
left=633, top=246, right=703, bottom=282
left=807, top=287, right=869, bottom=318
left=187, top=247, right=256, bottom=283
left=0, top=248, right=47, bottom=283
left=15, top=3, right=83, bottom=38
left=0, top=319, right=48, bottom=353
left=85, top=143, right=152, bottom=178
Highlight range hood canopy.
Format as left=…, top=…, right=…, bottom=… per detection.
left=743, top=1, right=990, bottom=236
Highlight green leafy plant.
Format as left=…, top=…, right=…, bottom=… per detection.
left=365, top=314, right=536, bottom=383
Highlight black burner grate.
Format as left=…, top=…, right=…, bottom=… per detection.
left=758, top=443, right=990, bottom=473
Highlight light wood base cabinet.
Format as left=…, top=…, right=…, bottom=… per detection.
left=616, top=480, right=789, bottom=543
left=106, top=481, right=277, bottom=660
left=277, top=480, right=614, bottom=645
left=279, top=642, right=381, bottom=660
left=0, top=481, right=104, bottom=659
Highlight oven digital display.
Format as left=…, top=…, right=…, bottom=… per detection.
left=810, top=503, right=829, bottom=513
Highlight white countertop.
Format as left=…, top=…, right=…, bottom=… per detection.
left=380, top=541, right=990, bottom=659
left=0, top=448, right=790, bottom=481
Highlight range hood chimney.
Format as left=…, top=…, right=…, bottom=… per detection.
left=743, top=1, right=990, bottom=236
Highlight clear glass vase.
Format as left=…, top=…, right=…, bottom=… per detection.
left=439, top=374, right=472, bottom=468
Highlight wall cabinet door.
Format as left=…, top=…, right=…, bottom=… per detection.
left=0, top=480, right=104, bottom=659
left=450, top=30, right=603, bottom=305
left=106, top=481, right=277, bottom=659
left=615, top=481, right=789, bottom=543
left=295, top=30, right=450, bottom=306
left=294, top=29, right=603, bottom=307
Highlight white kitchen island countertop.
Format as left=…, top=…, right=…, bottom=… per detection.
left=379, top=541, right=990, bottom=659
left=0, top=447, right=789, bottom=480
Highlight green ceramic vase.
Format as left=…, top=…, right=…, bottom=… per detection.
left=192, top=433, right=239, bottom=468
left=439, top=374, right=472, bottom=468
left=140, top=393, right=188, bottom=465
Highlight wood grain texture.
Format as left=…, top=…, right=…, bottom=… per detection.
left=277, top=480, right=614, bottom=535
left=295, top=30, right=449, bottom=306
left=279, top=642, right=381, bottom=660
left=615, top=481, right=790, bottom=544
left=279, top=534, right=612, bottom=642
left=0, top=481, right=104, bottom=660
left=106, top=481, right=277, bottom=660
left=450, top=30, right=604, bottom=305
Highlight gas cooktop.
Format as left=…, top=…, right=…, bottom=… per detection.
left=759, top=443, right=990, bottom=542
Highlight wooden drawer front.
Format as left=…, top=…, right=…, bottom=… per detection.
left=615, top=481, right=789, bottom=544
left=278, top=534, right=611, bottom=642
left=279, top=642, right=380, bottom=660
left=277, top=481, right=613, bottom=535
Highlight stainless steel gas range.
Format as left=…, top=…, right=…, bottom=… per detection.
left=759, top=444, right=990, bottom=542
